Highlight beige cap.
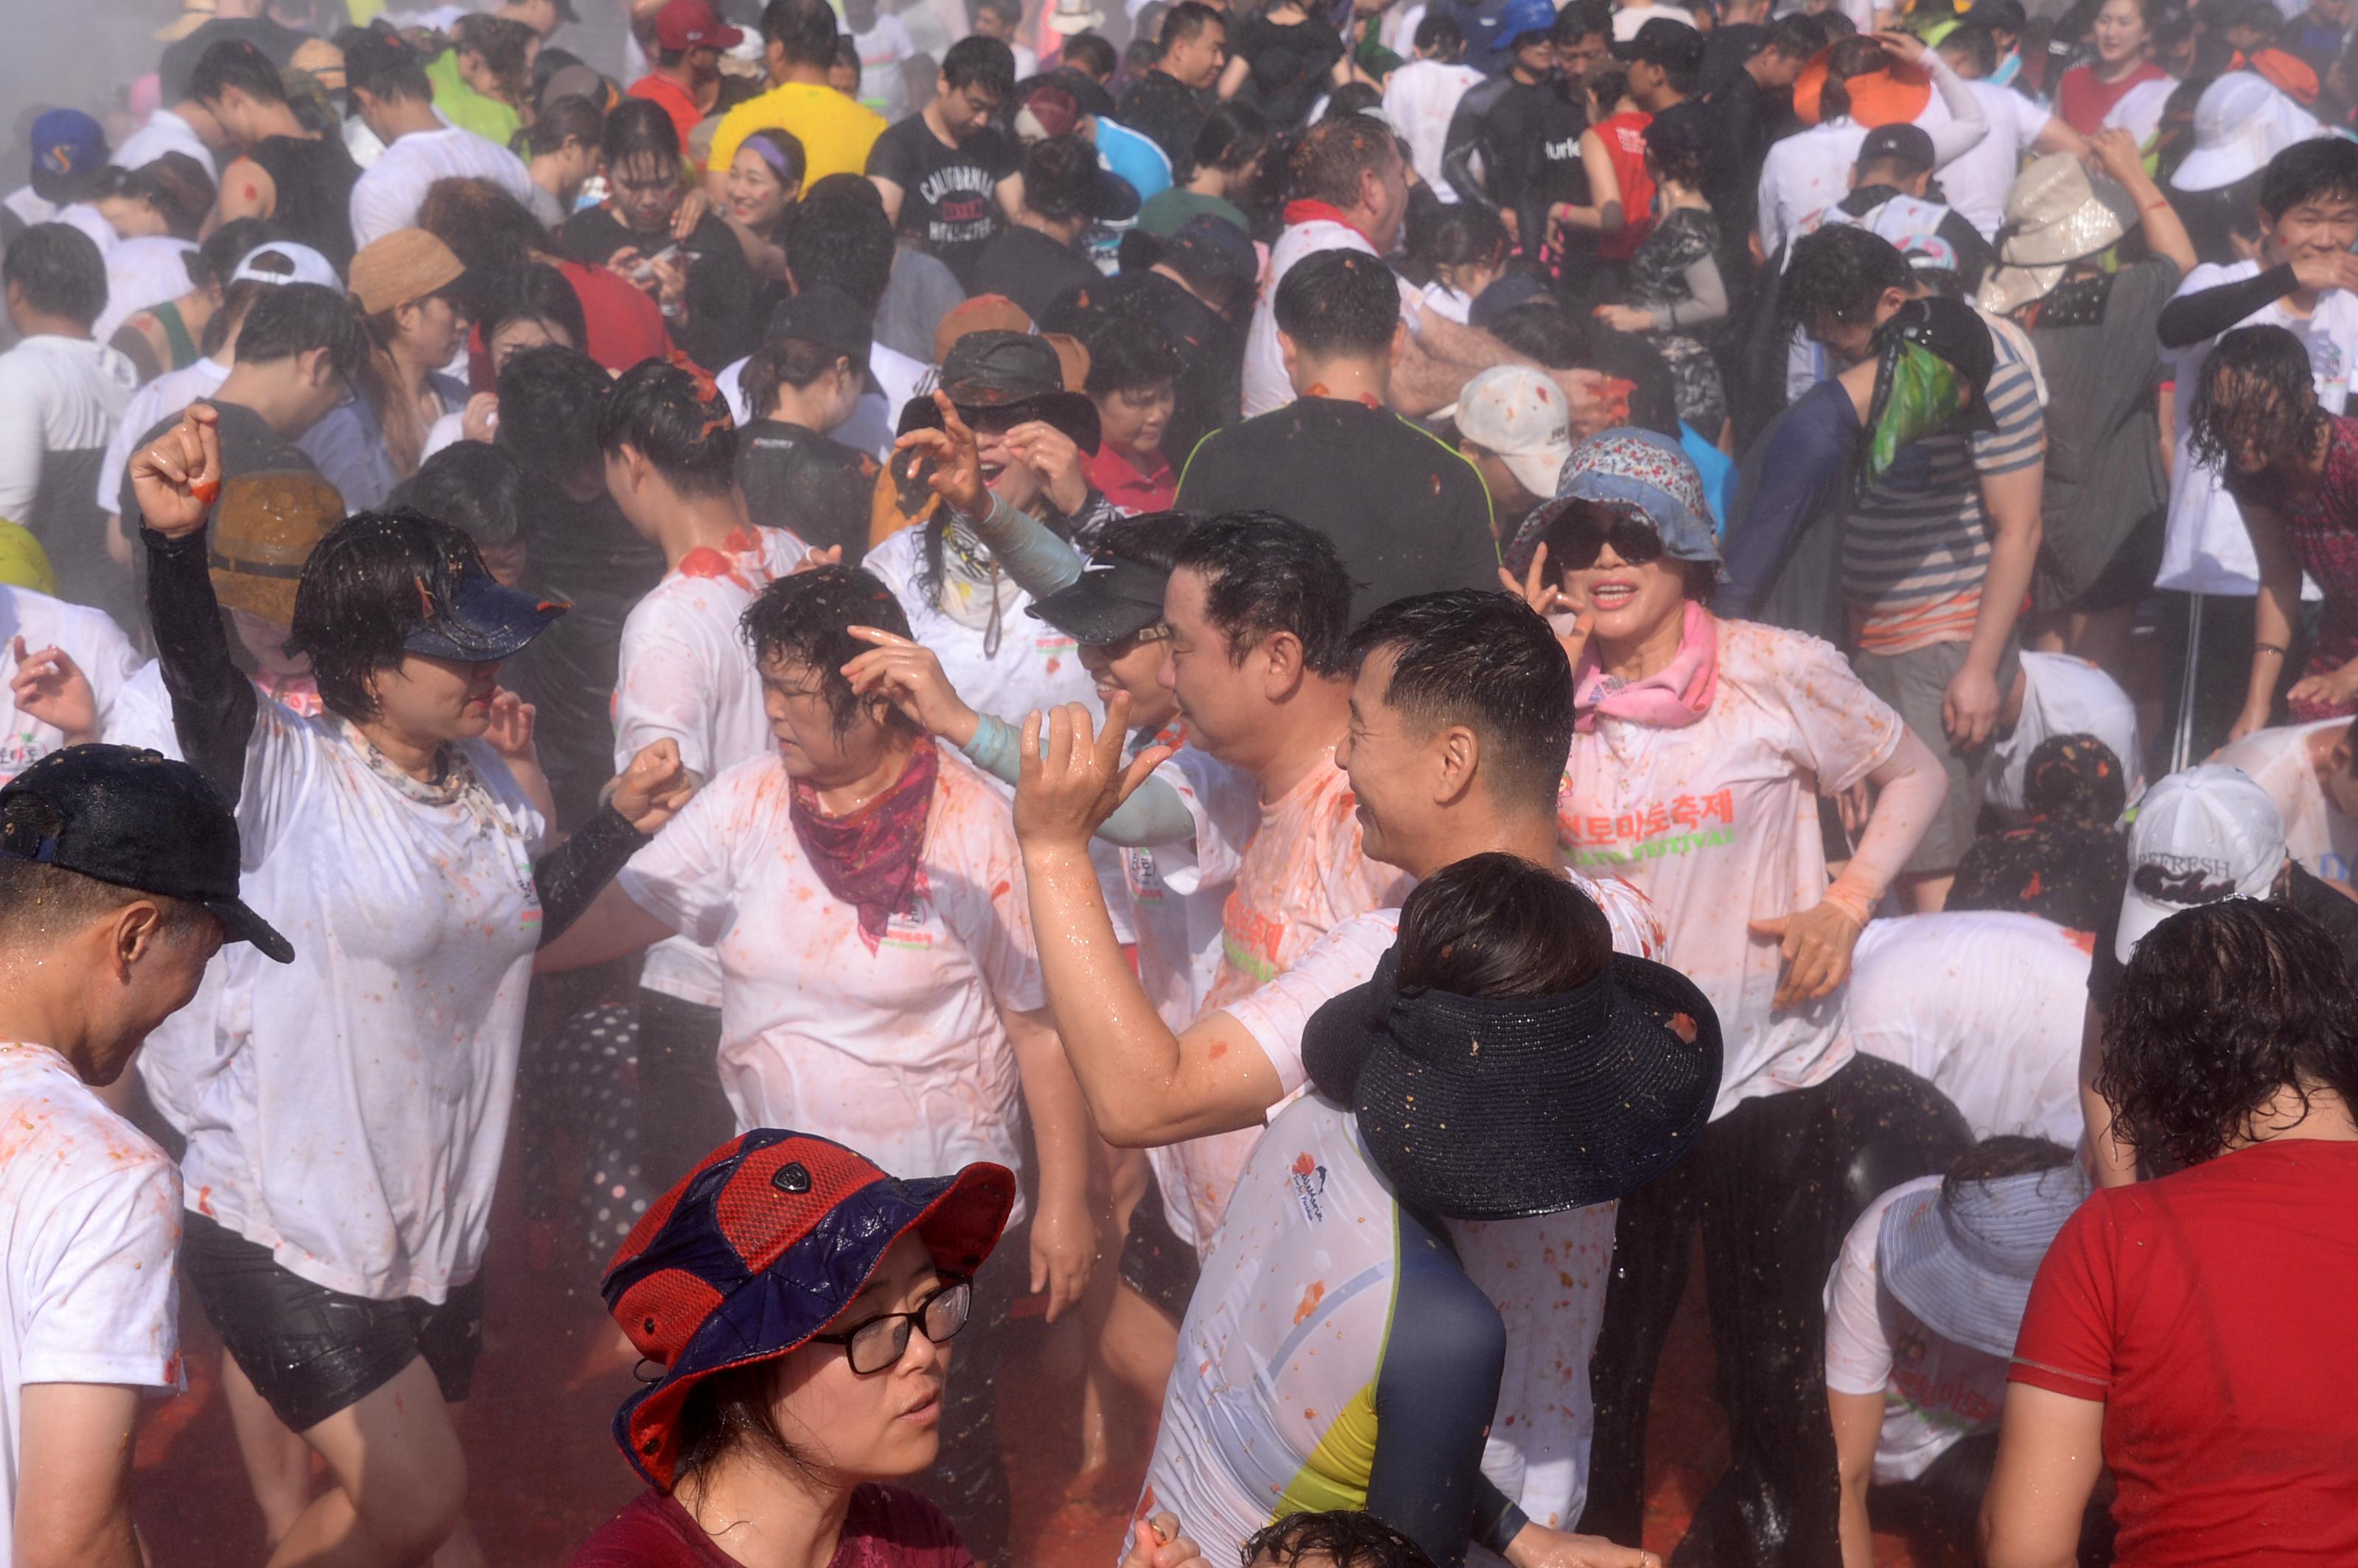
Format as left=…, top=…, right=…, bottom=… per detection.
left=155, top=0, right=218, bottom=43
left=349, top=228, right=466, bottom=316
left=290, top=37, right=347, bottom=93
left=209, top=470, right=345, bottom=629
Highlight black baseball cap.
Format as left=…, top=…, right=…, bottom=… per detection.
left=1162, top=214, right=1258, bottom=291
left=0, top=745, right=293, bottom=963
left=1611, top=18, right=1707, bottom=71
left=766, top=284, right=873, bottom=372
left=1026, top=546, right=1170, bottom=643
left=1858, top=122, right=1936, bottom=173
left=1971, top=0, right=2026, bottom=32
left=402, top=559, right=569, bottom=662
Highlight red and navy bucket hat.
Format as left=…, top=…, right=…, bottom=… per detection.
left=599, top=1128, right=1015, bottom=1491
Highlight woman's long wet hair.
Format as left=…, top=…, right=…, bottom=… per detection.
left=2189, top=323, right=2327, bottom=475
left=289, top=510, right=486, bottom=722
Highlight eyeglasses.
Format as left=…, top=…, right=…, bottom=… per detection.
left=1549, top=508, right=1665, bottom=571
left=808, top=1275, right=973, bottom=1375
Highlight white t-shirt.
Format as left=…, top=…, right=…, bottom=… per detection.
left=1559, top=620, right=1903, bottom=1120
left=2099, top=75, right=2175, bottom=151
left=95, top=236, right=201, bottom=350
left=0, top=1044, right=183, bottom=1557
left=1757, top=119, right=1869, bottom=261
left=1244, top=218, right=1424, bottom=418
left=1384, top=58, right=1486, bottom=203
left=349, top=125, right=536, bottom=251
left=1, top=188, right=54, bottom=231
left=2159, top=259, right=2358, bottom=595
left=111, top=106, right=218, bottom=181
left=1844, top=912, right=2088, bottom=1144
left=0, top=587, right=138, bottom=783
left=617, top=746, right=1049, bottom=1217
left=95, top=356, right=231, bottom=517
left=1612, top=2, right=1697, bottom=39
left=853, top=13, right=920, bottom=122
left=1941, top=80, right=2052, bottom=243
left=181, top=703, right=547, bottom=1302
left=0, top=337, right=137, bottom=525
left=1986, top=651, right=2144, bottom=816
left=1822, top=1176, right=2010, bottom=1483
left=612, top=525, right=810, bottom=1009
left=2216, top=718, right=2358, bottom=883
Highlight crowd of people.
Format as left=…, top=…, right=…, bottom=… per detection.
left=1, top=0, right=2357, bottom=1563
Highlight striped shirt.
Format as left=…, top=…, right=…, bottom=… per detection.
left=1844, top=330, right=2046, bottom=652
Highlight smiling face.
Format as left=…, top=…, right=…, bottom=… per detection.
left=968, top=407, right=1045, bottom=511
left=1159, top=567, right=1263, bottom=762
left=366, top=652, right=504, bottom=743
left=2091, top=0, right=2148, bottom=66
left=1334, top=642, right=1432, bottom=871
left=1078, top=629, right=1178, bottom=732
left=1550, top=509, right=1690, bottom=645
left=725, top=147, right=799, bottom=228
left=2268, top=189, right=2358, bottom=272
left=761, top=1234, right=955, bottom=1480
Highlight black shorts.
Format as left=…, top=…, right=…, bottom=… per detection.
left=181, top=1210, right=486, bottom=1432
left=1117, top=1167, right=1200, bottom=1323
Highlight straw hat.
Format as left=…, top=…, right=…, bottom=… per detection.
left=348, top=228, right=466, bottom=316
left=155, top=0, right=218, bottom=43
left=1977, top=153, right=2130, bottom=315
left=209, top=470, right=344, bottom=629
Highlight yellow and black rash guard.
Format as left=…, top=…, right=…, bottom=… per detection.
left=1136, top=1095, right=1528, bottom=1568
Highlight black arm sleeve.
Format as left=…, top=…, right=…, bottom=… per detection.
left=1362, top=1204, right=1511, bottom=1568
left=531, top=802, right=650, bottom=947
left=2156, top=262, right=2295, bottom=349
left=143, top=522, right=257, bottom=808
left=1441, top=83, right=1503, bottom=213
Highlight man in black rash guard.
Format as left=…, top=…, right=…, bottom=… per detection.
left=1442, top=0, right=1606, bottom=262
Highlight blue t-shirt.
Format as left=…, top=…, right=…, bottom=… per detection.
left=1681, top=421, right=1736, bottom=536
left=1096, top=116, right=1173, bottom=203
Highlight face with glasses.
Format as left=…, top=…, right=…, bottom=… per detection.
left=765, top=1233, right=968, bottom=1477
left=1079, top=620, right=1178, bottom=733
left=1542, top=503, right=1690, bottom=645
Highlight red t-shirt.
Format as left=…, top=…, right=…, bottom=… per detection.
left=2009, top=1140, right=2358, bottom=1564
left=1082, top=443, right=1176, bottom=514
left=1595, top=111, right=1656, bottom=262
left=629, top=72, right=709, bottom=165
left=2052, top=60, right=2167, bottom=136
left=567, top=1482, right=976, bottom=1568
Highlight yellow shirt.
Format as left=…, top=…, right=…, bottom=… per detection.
left=706, top=81, right=886, bottom=186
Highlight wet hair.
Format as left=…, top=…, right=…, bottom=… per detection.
left=1168, top=511, right=1354, bottom=676
left=1273, top=248, right=1401, bottom=360
left=1552, top=0, right=1610, bottom=44
left=479, top=262, right=587, bottom=354
left=1063, top=32, right=1122, bottom=80
left=1243, top=1510, right=1441, bottom=1568
left=1937, top=23, right=2001, bottom=74
left=345, top=26, right=435, bottom=105
left=1392, top=853, right=1612, bottom=998
left=1346, top=590, right=1575, bottom=815
left=288, top=510, right=487, bottom=721
left=783, top=180, right=895, bottom=313
left=0, top=795, right=206, bottom=951
left=192, top=38, right=291, bottom=105
left=225, top=281, right=370, bottom=373
left=969, top=0, right=1023, bottom=23
left=1287, top=114, right=1399, bottom=207
left=1162, top=1, right=1228, bottom=55
left=417, top=177, right=555, bottom=275
left=1415, top=11, right=1466, bottom=54
left=2189, top=323, right=2323, bottom=472
left=496, top=343, right=613, bottom=486
left=1323, top=83, right=1385, bottom=120
left=1939, top=1134, right=2075, bottom=1207
left=1764, top=13, right=1827, bottom=56
left=525, top=92, right=604, bottom=158
left=1091, top=510, right=1194, bottom=573
left=2258, top=135, right=2358, bottom=220
left=1189, top=100, right=1270, bottom=179
left=1542, top=498, right=1719, bottom=603
left=1816, top=34, right=1886, bottom=121
left=2, top=223, right=106, bottom=327
left=388, top=441, right=527, bottom=551
left=598, top=360, right=740, bottom=497
left=2099, top=897, right=2358, bottom=1171
left=743, top=335, right=856, bottom=412
left=1410, top=202, right=1508, bottom=282
left=1487, top=299, right=1590, bottom=368
left=1084, top=315, right=1180, bottom=396
left=668, top=1359, right=814, bottom=1494
left=760, top=0, right=845, bottom=69
left=942, top=35, right=1017, bottom=97
left=1581, top=329, right=1681, bottom=438
left=738, top=564, right=921, bottom=738
left=455, top=14, right=537, bottom=105
left=1778, top=224, right=1911, bottom=332
left=105, top=152, right=217, bottom=241
left=604, top=96, right=684, bottom=183
left=1029, top=135, right=1117, bottom=224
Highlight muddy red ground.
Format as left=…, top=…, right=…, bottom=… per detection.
left=135, top=1185, right=1928, bottom=1567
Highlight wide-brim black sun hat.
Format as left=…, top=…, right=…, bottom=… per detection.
left=896, top=329, right=1101, bottom=454
left=1303, top=948, right=1722, bottom=1220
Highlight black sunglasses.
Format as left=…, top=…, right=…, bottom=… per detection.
left=1550, top=507, right=1667, bottom=572
left=808, top=1275, right=973, bottom=1375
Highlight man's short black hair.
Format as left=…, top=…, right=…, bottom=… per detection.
left=1414, top=10, right=1466, bottom=53
left=784, top=178, right=896, bottom=313
left=1936, top=21, right=2000, bottom=74
left=496, top=343, right=613, bottom=486
left=289, top=511, right=486, bottom=721
left=388, top=441, right=526, bottom=550
left=1274, top=248, right=1400, bottom=360
left=1024, top=134, right=1110, bottom=223
left=1584, top=327, right=1683, bottom=440
left=1161, top=1, right=1227, bottom=55
left=1, top=223, right=107, bottom=328
left=1552, top=0, right=1612, bottom=44
left=1169, top=511, right=1355, bottom=676
left=598, top=360, right=740, bottom=498
left=234, top=281, right=371, bottom=374
left=192, top=38, right=290, bottom=105
left=942, top=35, right=1018, bottom=96
left=739, top=564, right=920, bottom=737
left=344, top=26, right=435, bottom=105
left=1487, top=298, right=1589, bottom=368
left=1063, top=32, right=1121, bottom=79
left=1764, top=12, right=1827, bottom=57
left=1346, top=590, right=1576, bottom=815
left=2259, top=135, right=2358, bottom=220
left=1778, top=224, right=1911, bottom=330
left=969, top=0, right=1022, bottom=21
left=1243, top=1511, right=1438, bottom=1568
left=761, top=0, right=844, bottom=68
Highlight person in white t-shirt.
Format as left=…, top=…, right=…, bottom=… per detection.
left=344, top=29, right=539, bottom=251
left=129, top=405, right=692, bottom=1568
left=537, top=563, right=1095, bottom=1566
left=1987, top=651, right=2144, bottom=816
left=2215, top=714, right=2358, bottom=883
left=1383, top=15, right=1486, bottom=202
left=848, top=0, right=922, bottom=120
left=1825, top=1138, right=2090, bottom=1568
left=1931, top=24, right=2086, bottom=242
left=0, top=745, right=290, bottom=1568
left=1012, top=588, right=1666, bottom=1546
left=602, top=360, right=811, bottom=1191
left=1612, top=0, right=1696, bottom=41
left=0, top=585, right=139, bottom=783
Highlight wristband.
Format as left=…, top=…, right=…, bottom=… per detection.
left=1820, top=867, right=1879, bottom=929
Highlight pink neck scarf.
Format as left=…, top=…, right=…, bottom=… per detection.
left=1574, top=602, right=1719, bottom=733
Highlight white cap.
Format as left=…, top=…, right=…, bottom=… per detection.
left=2171, top=72, right=2329, bottom=194
left=1455, top=366, right=1575, bottom=500
left=2114, top=764, right=2287, bottom=964
left=229, top=241, right=340, bottom=290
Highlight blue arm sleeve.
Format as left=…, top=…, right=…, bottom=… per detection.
left=965, top=494, right=1085, bottom=598
left=1720, top=381, right=1855, bottom=622
left=959, top=713, right=1198, bottom=848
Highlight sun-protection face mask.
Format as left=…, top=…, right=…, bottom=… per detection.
left=1858, top=337, right=1966, bottom=497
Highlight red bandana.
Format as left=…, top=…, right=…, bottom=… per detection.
left=1281, top=200, right=1375, bottom=246
left=789, top=738, right=940, bottom=953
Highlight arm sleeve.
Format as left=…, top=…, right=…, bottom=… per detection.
left=532, top=804, right=653, bottom=946
left=2156, top=262, right=2297, bottom=349
left=1440, top=84, right=1501, bottom=213
left=141, top=522, right=256, bottom=808
left=611, top=609, right=716, bottom=778
left=1658, top=251, right=1729, bottom=331
left=1364, top=1205, right=1510, bottom=1568
left=1922, top=52, right=1990, bottom=167
left=965, top=493, right=1085, bottom=598
left=865, top=122, right=914, bottom=183
left=614, top=772, right=742, bottom=945
left=959, top=713, right=1197, bottom=847
left=346, top=168, right=403, bottom=253
left=1823, top=1189, right=1907, bottom=1397
left=1720, top=387, right=1855, bottom=620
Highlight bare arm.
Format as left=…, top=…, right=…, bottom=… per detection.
left=2236, top=498, right=2302, bottom=742
left=995, top=171, right=1024, bottom=225
left=214, top=156, right=277, bottom=225
left=1217, top=53, right=1251, bottom=101
left=1553, top=130, right=1623, bottom=235
left=14, top=1384, right=141, bottom=1568
left=1828, top=1387, right=1884, bottom=1568
left=1948, top=461, right=2043, bottom=746
left=1005, top=1003, right=1097, bottom=1320
left=1980, top=1385, right=2105, bottom=1568
left=532, top=878, right=674, bottom=970
left=2090, top=127, right=2193, bottom=279
left=870, top=175, right=906, bottom=226
left=2031, top=116, right=2088, bottom=158
left=1390, top=311, right=1525, bottom=417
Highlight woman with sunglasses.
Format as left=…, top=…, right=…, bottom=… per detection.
left=1503, top=427, right=1966, bottom=1566
left=571, top=1129, right=1213, bottom=1568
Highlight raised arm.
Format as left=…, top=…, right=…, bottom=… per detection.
left=132, top=405, right=256, bottom=805
left=1881, top=32, right=1987, bottom=167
